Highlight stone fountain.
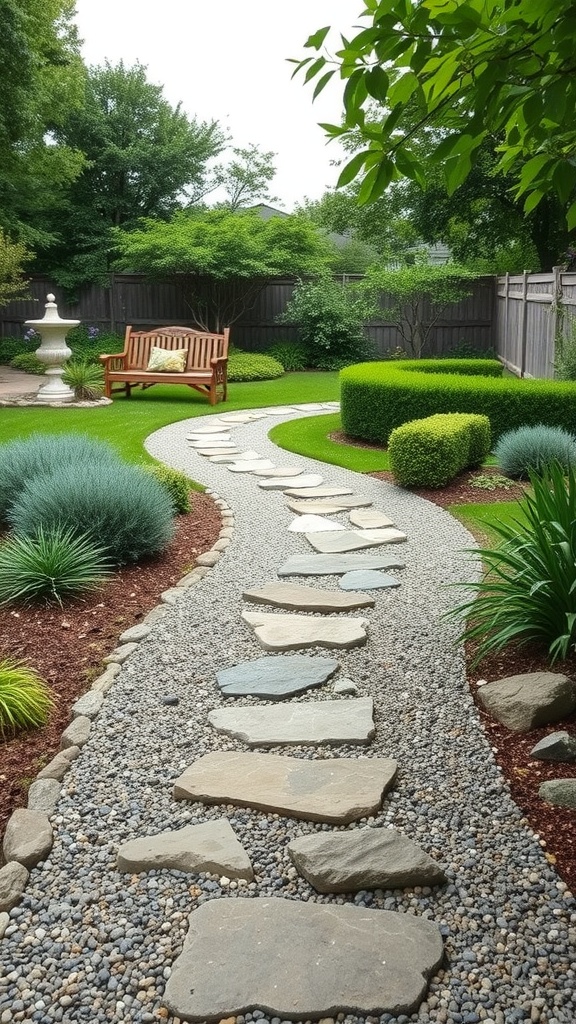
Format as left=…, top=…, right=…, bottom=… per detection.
left=25, top=293, right=79, bottom=403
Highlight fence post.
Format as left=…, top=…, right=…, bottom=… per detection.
left=549, top=265, right=563, bottom=371
left=503, top=271, right=509, bottom=364
left=519, top=270, right=528, bottom=377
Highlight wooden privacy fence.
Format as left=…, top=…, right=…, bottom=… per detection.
left=0, top=273, right=496, bottom=359
left=496, top=268, right=576, bottom=379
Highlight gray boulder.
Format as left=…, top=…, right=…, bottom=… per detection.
left=529, top=731, right=576, bottom=762
left=2, top=809, right=53, bottom=869
left=539, top=779, right=576, bottom=808
left=476, top=672, right=576, bottom=732
left=0, top=861, right=29, bottom=912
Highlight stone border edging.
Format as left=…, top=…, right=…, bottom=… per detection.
left=0, top=491, right=233, bottom=927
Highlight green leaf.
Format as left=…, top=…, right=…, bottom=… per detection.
left=567, top=199, right=576, bottom=231
left=365, top=66, right=389, bottom=102
left=357, top=157, right=394, bottom=205
left=336, top=150, right=372, bottom=188
left=304, top=58, right=326, bottom=84
left=304, top=26, right=330, bottom=50
left=312, top=70, right=336, bottom=100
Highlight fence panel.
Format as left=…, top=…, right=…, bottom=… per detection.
left=495, top=269, right=576, bottom=379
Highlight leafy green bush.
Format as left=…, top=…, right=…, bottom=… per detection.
left=495, top=425, right=576, bottom=479
left=9, top=462, right=175, bottom=566
left=0, top=659, right=54, bottom=737
left=144, top=465, right=191, bottom=514
left=227, top=351, right=284, bottom=381
left=66, top=325, right=124, bottom=363
left=0, top=337, right=29, bottom=364
left=267, top=341, right=309, bottom=371
left=448, top=462, right=576, bottom=664
left=278, top=277, right=377, bottom=369
left=10, top=352, right=46, bottom=374
left=388, top=413, right=491, bottom=487
left=340, top=358, right=576, bottom=444
left=0, top=526, right=112, bottom=605
left=62, top=359, right=105, bottom=400
left=0, top=433, right=121, bottom=525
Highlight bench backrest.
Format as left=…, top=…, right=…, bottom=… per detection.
left=124, top=325, right=230, bottom=371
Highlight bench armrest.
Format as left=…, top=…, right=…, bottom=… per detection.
left=100, top=352, right=126, bottom=369
left=210, top=355, right=228, bottom=367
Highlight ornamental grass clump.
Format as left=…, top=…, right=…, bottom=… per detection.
left=62, top=358, right=105, bottom=400
left=0, top=659, right=54, bottom=737
left=0, top=433, right=121, bottom=525
left=495, top=424, right=576, bottom=479
left=448, top=461, right=576, bottom=664
left=0, top=526, right=112, bottom=605
left=9, top=462, right=175, bottom=566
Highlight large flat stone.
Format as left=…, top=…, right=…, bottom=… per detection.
left=189, top=439, right=237, bottom=449
left=305, top=530, right=406, bottom=554
left=476, top=672, right=576, bottom=732
left=208, top=698, right=375, bottom=746
left=187, top=425, right=234, bottom=435
left=279, top=554, right=406, bottom=577
left=258, top=474, right=324, bottom=490
left=228, top=459, right=275, bottom=472
left=339, top=569, right=401, bottom=591
left=288, top=826, right=447, bottom=893
left=164, top=897, right=443, bottom=1021
left=253, top=467, right=303, bottom=477
left=243, top=582, right=375, bottom=611
left=287, top=497, right=373, bottom=514
left=218, top=413, right=266, bottom=422
left=288, top=514, right=345, bottom=532
left=284, top=486, right=353, bottom=498
left=187, top=432, right=231, bottom=442
left=198, top=447, right=240, bottom=456
left=209, top=450, right=259, bottom=463
left=3, top=809, right=53, bottom=868
left=241, top=610, right=368, bottom=650
left=349, top=509, right=395, bottom=529
left=116, top=821, right=253, bottom=878
left=216, top=655, right=339, bottom=698
left=173, top=752, right=397, bottom=822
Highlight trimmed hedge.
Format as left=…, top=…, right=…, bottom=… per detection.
left=388, top=413, right=491, bottom=487
left=227, top=352, right=284, bottom=382
left=340, top=359, right=576, bottom=444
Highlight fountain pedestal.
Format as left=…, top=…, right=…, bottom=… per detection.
left=25, top=293, right=79, bottom=403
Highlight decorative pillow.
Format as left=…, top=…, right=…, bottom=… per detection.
left=146, top=346, right=188, bottom=372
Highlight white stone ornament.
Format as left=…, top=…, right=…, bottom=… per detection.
left=25, top=293, right=79, bottom=403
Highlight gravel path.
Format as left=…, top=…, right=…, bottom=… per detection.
left=1, top=405, right=574, bottom=1024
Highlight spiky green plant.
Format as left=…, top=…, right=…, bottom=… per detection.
left=62, top=359, right=105, bottom=400
left=448, top=462, right=576, bottom=664
left=0, top=660, right=54, bottom=736
left=0, top=526, right=113, bottom=605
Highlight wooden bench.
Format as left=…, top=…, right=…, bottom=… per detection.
left=100, top=325, right=230, bottom=404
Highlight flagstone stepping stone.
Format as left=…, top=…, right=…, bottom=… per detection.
left=189, top=439, right=237, bottom=448
left=293, top=403, right=326, bottom=410
left=306, top=530, right=406, bottom=554
left=198, top=448, right=240, bottom=457
left=288, top=514, right=346, bottom=532
left=209, top=450, right=260, bottom=463
left=186, top=426, right=233, bottom=436
left=288, top=826, right=447, bottom=894
left=173, top=752, right=397, bottom=822
left=187, top=431, right=231, bottom=440
left=261, top=406, right=295, bottom=415
left=216, top=655, right=339, bottom=699
left=164, top=897, right=443, bottom=1022
left=253, top=466, right=304, bottom=477
left=279, top=553, right=406, bottom=576
left=287, top=496, right=373, bottom=513
left=228, top=459, right=275, bottom=472
left=242, top=582, right=375, bottom=611
left=258, top=474, right=324, bottom=490
left=241, top=610, right=368, bottom=650
left=116, top=820, right=253, bottom=878
left=208, top=698, right=375, bottom=746
left=284, top=485, right=354, bottom=498
left=359, top=527, right=407, bottom=543
left=349, top=508, right=396, bottom=529
left=339, top=569, right=401, bottom=591
left=219, top=413, right=266, bottom=422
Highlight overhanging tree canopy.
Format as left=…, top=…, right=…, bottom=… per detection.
left=294, top=0, right=576, bottom=228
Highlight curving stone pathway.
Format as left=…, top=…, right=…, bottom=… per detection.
left=0, top=403, right=575, bottom=1024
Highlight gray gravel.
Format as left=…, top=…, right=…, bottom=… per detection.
left=1, top=404, right=575, bottom=1024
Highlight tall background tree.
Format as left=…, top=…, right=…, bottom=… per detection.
left=36, top=60, right=227, bottom=291
left=295, top=1, right=576, bottom=267
left=211, top=143, right=279, bottom=212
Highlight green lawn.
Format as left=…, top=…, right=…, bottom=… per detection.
left=449, top=499, right=529, bottom=545
left=269, top=413, right=390, bottom=471
left=0, top=372, right=340, bottom=465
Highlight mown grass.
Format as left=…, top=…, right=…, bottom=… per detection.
left=449, top=500, right=529, bottom=545
left=269, top=413, right=390, bottom=471
left=0, top=373, right=340, bottom=466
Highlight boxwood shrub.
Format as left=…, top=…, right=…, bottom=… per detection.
left=340, top=359, right=576, bottom=444
left=227, top=351, right=284, bottom=382
left=388, top=413, right=491, bottom=487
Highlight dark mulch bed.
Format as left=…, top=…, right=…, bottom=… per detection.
left=0, top=493, right=222, bottom=839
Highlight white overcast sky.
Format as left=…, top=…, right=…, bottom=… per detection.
left=73, top=0, right=362, bottom=211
